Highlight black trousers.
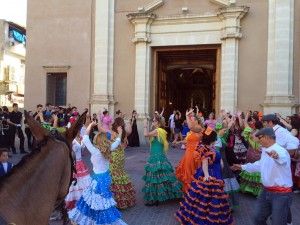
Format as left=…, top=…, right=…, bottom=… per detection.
left=25, top=127, right=33, bottom=149
left=10, top=126, right=25, bottom=152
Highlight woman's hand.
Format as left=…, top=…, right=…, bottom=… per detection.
left=117, top=126, right=123, bottom=136
left=204, top=175, right=211, bottom=181
left=186, top=109, right=194, bottom=117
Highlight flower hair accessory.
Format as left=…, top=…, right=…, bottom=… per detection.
left=204, top=127, right=213, bottom=136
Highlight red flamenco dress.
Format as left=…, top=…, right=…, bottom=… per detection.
left=175, top=145, right=233, bottom=225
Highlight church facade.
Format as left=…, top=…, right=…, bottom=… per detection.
left=25, top=0, right=300, bottom=117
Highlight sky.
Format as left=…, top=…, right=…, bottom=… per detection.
left=0, top=0, right=27, bottom=27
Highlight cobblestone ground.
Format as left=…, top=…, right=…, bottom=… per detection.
left=9, top=146, right=300, bottom=225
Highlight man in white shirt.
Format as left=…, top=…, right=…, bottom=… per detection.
left=232, top=128, right=292, bottom=225
left=262, top=114, right=298, bottom=225
left=262, top=114, right=299, bottom=153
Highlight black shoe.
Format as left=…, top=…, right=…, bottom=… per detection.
left=20, top=150, right=28, bottom=154
left=145, top=201, right=159, bottom=207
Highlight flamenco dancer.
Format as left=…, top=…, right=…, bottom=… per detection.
left=68, top=121, right=127, bottom=225
left=176, top=127, right=233, bottom=225
left=176, top=109, right=203, bottom=192
left=109, top=117, right=136, bottom=209
left=65, top=131, right=91, bottom=210
left=142, top=114, right=182, bottom=206
left=215, top=122, right=240, bottom=209
left=239, top=116, right=263, bottom=196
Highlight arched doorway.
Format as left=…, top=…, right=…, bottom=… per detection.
left=153, top=46, right=220, bottom=118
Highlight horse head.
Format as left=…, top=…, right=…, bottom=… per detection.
left=24, top=110, right=49, bottom=147
left=24, top=110, right=87, bottom=223
left=64, top=110, right=88, bottom=149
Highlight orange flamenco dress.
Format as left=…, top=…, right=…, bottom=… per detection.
left=176, top=131, right=202, bottom=192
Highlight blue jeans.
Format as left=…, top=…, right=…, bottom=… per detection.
left=254, top=189, right=292, bottom=225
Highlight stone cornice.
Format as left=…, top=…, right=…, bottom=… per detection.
left=127, top=13, right=156, bottom=23
left=210, top=0, right=236, bottom=7
left=217, top=6, right=249, bottom=40
left=137, top=0, right=164, bottom=13
left=127, top=13, right=156, bottom=44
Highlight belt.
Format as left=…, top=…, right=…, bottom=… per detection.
left=264, top=186, right=292, bottom=193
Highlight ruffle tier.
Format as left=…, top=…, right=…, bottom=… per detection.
left=68, top=170, right=126, bottom=225
left=143, top=159, right=182, bottom=202
left=68, top=207, right=127, bottom=225
left=111, top=183, right=136, bottom=209
left=65, top=160, right=92, bottom=210
left=239, top=171, right=262, bottom=196
left=65, top=175, right=92, bottom=210
left=110, top=147, right=136, bottom=209
left=175, top=177, right=233, bottom=225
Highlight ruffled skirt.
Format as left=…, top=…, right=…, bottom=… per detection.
left=65, top=160, right=91, bottom=210
left=68, top=170, right=127, bottom=225
left=142, top=155, right=182, bottom=203
left=110, top=148, right=136, bottom=209
left=239, top=171, right=262, bottom=196
left=175, top=177, right=233, bottom=225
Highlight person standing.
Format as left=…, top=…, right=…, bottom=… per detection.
left=68, top=122, right=127, bottom=225
left=109, top=117, right=136, bottom=209
left=142, top=115, right=182, bottom=206
left=175, top=128, right=233, bottom=225
left=231, top=128, right=293, bottom=225
left=127, top=110, right=140, bottom=147
left=9, top=103, right=25, bottom=154
left=0, top=107, right=10, bottom=150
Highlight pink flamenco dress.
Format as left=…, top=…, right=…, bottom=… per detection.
left=65, top=139, right=92, bottom=210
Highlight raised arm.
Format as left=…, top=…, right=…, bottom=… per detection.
left=160, top=107, right=165, bottom=117
left=97, top=112, right=107, bottom=133
left=82, top=121, right=100, bottom=155
left=111, top=126, right=122, bottom=151
left=186, top=109, right=203, bottom=133
left=143, top=119, right=158, bottom=137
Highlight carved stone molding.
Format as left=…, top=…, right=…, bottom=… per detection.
left=90, top=94, right=115, bottom=104
left=210, top=0, right=236, bottom=7
left=42, top=65, right=71, bottom=73
left=127, top=13, right=156, bottom=44
left=137, top=0, right=164, bottom=13
left=217, top=6, right=249, bottom=40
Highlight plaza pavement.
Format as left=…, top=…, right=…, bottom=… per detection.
left=8, top=145, right=300, bottom=225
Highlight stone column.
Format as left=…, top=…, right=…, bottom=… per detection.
left=91, top=0, right=115, bottom=115
left=218, top=6, right=249, bottom=112
left=263, top=0, right=295, bottom=115
left=127, top=13, right=156, bottom=145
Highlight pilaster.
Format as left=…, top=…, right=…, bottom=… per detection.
left=91, top=0, right=115, bottom=114
left=263, top=0, right=296, bottom=115
left=218, top=6, right=249, bottom=112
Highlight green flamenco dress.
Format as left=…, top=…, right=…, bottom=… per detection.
left=142, top=129, right=182, bottom=204
left=240, top=127, right=263, bottom=196
left=110, top=144, right=136, bottom=209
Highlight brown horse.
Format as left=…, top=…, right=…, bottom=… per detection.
left=0, top=111, right=87, bottom=225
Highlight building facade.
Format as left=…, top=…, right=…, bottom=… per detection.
left=0, top=20, right=26, bottom=108
left=25, top=0, right=300, bottom=117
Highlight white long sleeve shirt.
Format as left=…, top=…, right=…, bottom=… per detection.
left=241, top=143, right=292, bottom=188
left=273, top=124, right=299, bottom=150
left=82, top=134, right=121, bottom=174
left=72, top=139, right=84, bottom=161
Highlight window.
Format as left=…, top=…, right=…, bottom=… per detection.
left=46, top=73, right=67, bottom=106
